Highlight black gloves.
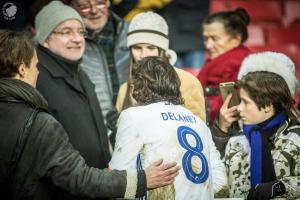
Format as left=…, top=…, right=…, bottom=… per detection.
left=106, top=108, right=120, bottom=148
left=247, top=181, right=286, bottom=200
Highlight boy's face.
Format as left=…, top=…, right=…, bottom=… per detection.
left=237, top=88, right=274, bottom=125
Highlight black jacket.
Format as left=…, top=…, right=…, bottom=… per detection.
left=36, top=45, right=110, bottom=169
left=0, top=79, right=146, bottom=199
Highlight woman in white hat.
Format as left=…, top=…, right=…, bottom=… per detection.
left=115, top=11, right=206, bottom=122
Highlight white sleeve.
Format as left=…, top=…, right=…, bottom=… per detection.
left=109, top=110, right=143, bottom=170
left=207, top=127, right=228, bottom=193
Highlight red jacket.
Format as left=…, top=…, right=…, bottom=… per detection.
left=197, top=46, right=251, bottom=124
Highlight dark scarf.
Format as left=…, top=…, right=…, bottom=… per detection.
left=37, top=45, right=82, bottom=74
left=243, top=113, right=287, bottom=187
left=37, top=45, right=85, bottom=93
left=0, top=78, right=48, bottom=109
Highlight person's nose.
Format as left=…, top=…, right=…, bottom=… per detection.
left=90, top=4, right=99, bottom=13
left=141, top=48, right=153, bottom=59
left=140, top=49, right=147, bottom=59
left=237, top=102, right=243, bottom=113
left=205, top=38, right=214, bottom=49
left=71, top=32, right=83, bottom=42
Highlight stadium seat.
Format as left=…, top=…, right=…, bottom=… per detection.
left=210, top=0, right=230, bottom=14
left=245, top=25, right=265, bottom=46
left=283, top=1, right=300, bottom=26
left=267, top=27, right=300, bottom=45
left=229, top=1, right=283, bottom=23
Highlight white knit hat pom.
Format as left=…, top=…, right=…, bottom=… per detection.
left=166, top=49, right=177, bottom=65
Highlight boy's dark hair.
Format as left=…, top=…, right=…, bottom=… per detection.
left=131, top=56, right=184, bottom=105
left=238, top=71, right=300, bottom=121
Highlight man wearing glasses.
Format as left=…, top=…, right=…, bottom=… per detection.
left=66, top=0, right=130, bottom=141
left=35, top=2, right=112, bottom=198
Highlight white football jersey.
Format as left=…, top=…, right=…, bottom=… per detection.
left=110, top=102, right=227, bottom=200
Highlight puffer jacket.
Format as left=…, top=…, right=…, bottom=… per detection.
left=80, top=12, right=130, bottom=120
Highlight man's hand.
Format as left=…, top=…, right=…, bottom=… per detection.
left=219, top=93, right=239, bottom=133
left=144, top=159, right=180, bottom=189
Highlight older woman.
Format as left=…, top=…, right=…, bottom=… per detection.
left=197, top=8, right=251, bottom=124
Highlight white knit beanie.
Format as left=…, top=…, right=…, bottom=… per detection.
left=127, top=11, right=177, bottom=65
left=238, top=51, right=298, bottom=96
left=35, top=1, right=83, bottom=44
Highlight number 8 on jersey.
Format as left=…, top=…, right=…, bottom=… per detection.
left=177, top=126, right=209, bottom=184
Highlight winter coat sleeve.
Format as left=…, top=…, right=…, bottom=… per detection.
left=277, top=132, right=300, bottom=199
left=210, top=121, right=231, bottom=158
left=33, top=112, right=146, bottom=198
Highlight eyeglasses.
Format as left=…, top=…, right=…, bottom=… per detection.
left=52, top=28, right=87, bottom=38
left=72, top=0, right=108, bottom=14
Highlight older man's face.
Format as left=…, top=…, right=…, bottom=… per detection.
left=43, top=19, right=86, bottom=61
left=70, top=0, right=110, bottom=32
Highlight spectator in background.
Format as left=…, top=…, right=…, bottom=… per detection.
left=224, top=71, right=300, bottom=199
left=0, top=29, right=180, bottom=200
left=197, top=8, right=251, bottom=124
left=35, top=0, right=110, bottom=171
left=66, top=0, right=130, bottom=141
left=116, top=11, right=206, bottom=122
left=110, top=57, right=227, bottom=199
left=212, top=51, right=298, bottom=157
left=157, top=0, right=209, bottom=70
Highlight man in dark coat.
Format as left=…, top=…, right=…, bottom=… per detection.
left=35, top=1, right=110, bottom=172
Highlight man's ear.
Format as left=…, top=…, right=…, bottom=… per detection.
left=43, top=40, right=49, bottom=48
left=18, top=63, right=27, bottom=78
